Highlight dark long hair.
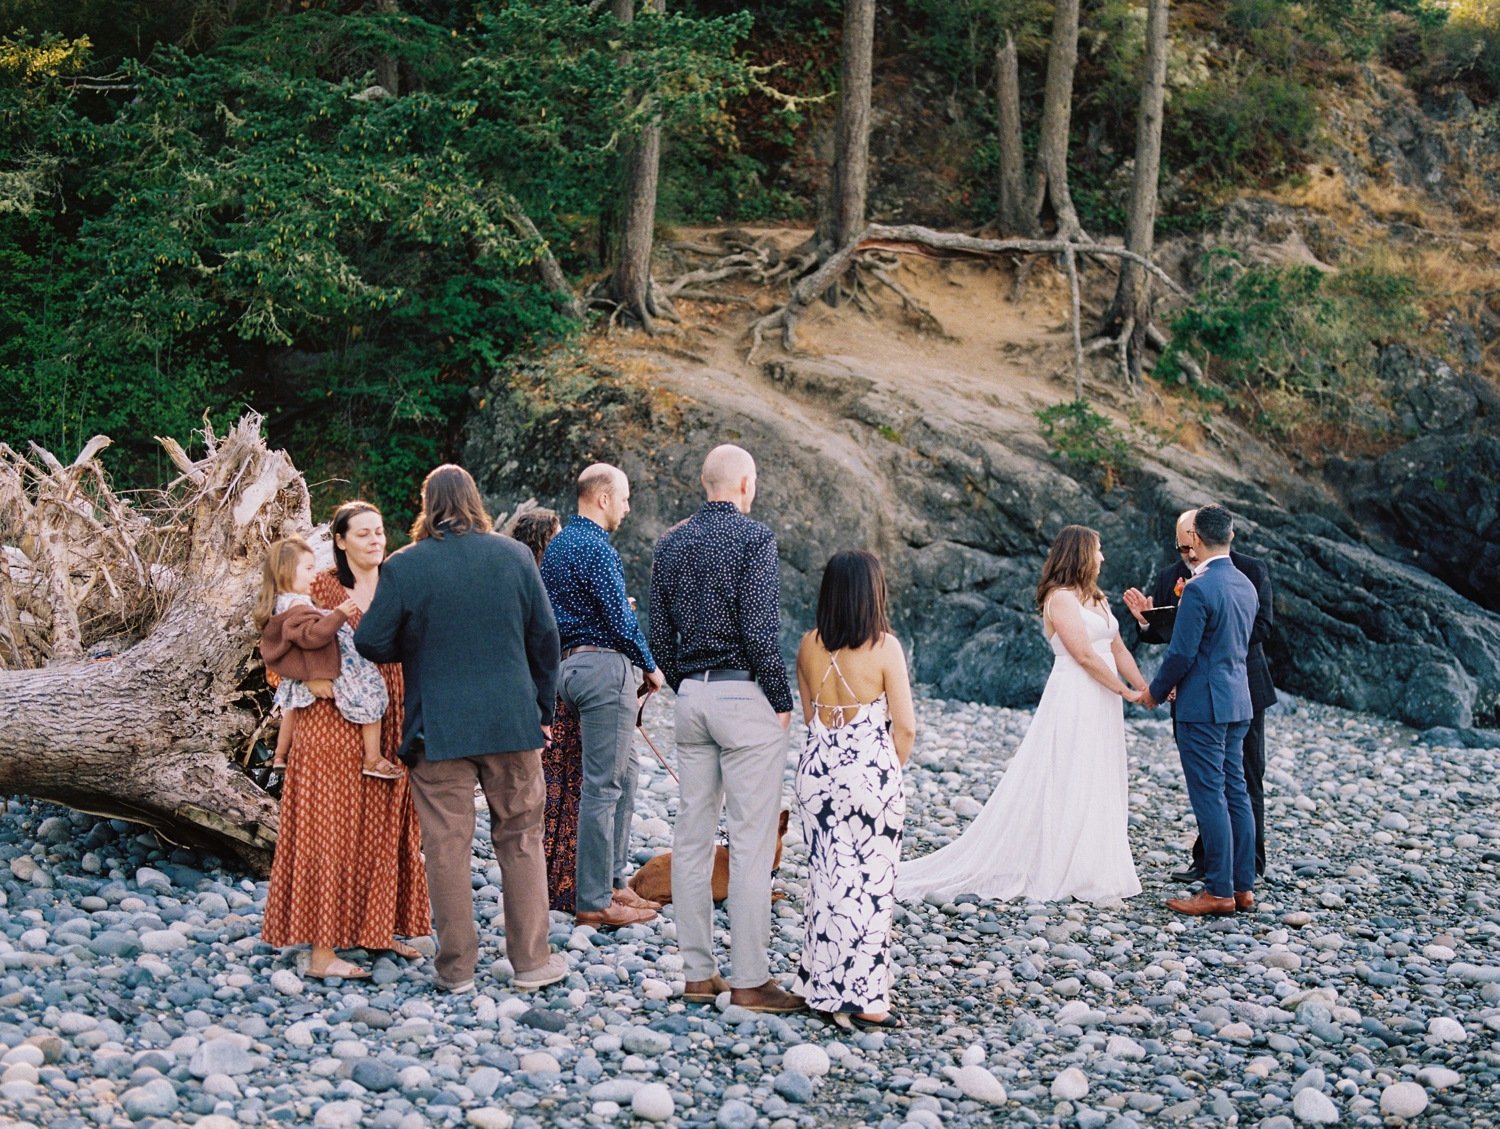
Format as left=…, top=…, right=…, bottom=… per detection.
left=410, top=464, right=492, bottom=542
left=330, top=500, right=382, bottom=589
left=1035, top=525, right=1103, bottom=613
left=505, top=508, right=562, bottom=566
left=815, top=550, right=891, bottom=652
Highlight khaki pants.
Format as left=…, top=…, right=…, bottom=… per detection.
left=409, top=749, right=551, bottom=986
left=672, top=679, right=788, bottom=989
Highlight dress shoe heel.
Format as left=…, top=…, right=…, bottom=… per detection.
left=1166, top=890, right=1237, bottom=917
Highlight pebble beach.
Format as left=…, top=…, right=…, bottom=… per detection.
left=0, top=693, right=1496, bottom=1129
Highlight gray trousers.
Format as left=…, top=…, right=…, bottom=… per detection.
left=560, top=650, right=641, bottom=913
left=672, top=679, right=787, bottom=988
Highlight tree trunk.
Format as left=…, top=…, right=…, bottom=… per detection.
left=607, top=0, right=668, bottom=331
left=1103, top=0, right=1170, bottom=381
left=995, top=31, right=1032, bottom=236
left=373, top=0, right=400, bottom=97
left=1028, top=0, right=1084, bottom=240
left=503, top=194, right=584, bottom=322
left=823, top=0, right=876, bottom=254
left=0, top=418, right=311, bottom=874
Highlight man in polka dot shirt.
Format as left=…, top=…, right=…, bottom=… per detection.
left=649, top=445, right=803, bottom=1013
left=540, top=463, right=664, bottom=930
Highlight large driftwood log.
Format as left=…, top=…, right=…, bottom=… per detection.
left=0, top=416, right=310, bottom=874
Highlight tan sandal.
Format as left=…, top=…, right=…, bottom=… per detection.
left=306, top=957, right=370, bottom=981
left=362, top=758, right=402, bottom=780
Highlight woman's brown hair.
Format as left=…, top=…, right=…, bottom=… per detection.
left=815, top=550, right=891, bottom=652
left=504, top=507, right=562, bottom=566
left=409, top=464, right=492, bottom=542
left=1035, top=525, right=1103, bottom=613
left=253, top=538, right=313, bottom=631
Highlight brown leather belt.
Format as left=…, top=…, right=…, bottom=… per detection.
left=561, top=644, right=619, bottom=660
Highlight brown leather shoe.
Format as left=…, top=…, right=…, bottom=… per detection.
left=682, top=975, right=730, bottom=1003
left=729, top=980, right=806, bottom=1014
left=575, top=903, right=657, bottom=930
left=1166, top=891, right=1237, bottom=917
left=613, top=886, right=662, bottom=912
left=1234, top=890, right=1255, bottom=911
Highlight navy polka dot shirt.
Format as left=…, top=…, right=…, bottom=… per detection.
left=540, top=515, right=656, bottom=672
left=648, top=501, right=793, bottom=712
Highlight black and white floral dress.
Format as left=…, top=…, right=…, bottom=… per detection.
left=791, top=654, right=905, bottom=1015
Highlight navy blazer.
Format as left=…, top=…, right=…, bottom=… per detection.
left=1148, top=556, right=1258, bottom=724
left=355, top=530, right=560, bottom=760
left=1139, top=550, right=1277, bottom=713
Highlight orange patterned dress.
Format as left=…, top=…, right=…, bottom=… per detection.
left=262, top=570, right=431, bottom=950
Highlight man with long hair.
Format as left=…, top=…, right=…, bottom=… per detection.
left=356, top=464, right=567, bottom=993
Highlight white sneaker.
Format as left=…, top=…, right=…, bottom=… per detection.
left=511, top=953, right=567, bottom=991
left=436, top=977, right=475, bottom=994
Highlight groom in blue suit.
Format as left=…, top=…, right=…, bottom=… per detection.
left=1141, top=504, right=1259, bottom=916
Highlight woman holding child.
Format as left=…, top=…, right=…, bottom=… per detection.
left=261, top=501, right=430, bottom=980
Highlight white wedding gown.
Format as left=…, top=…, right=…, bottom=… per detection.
left=897, top=602, right=1142, bottom=904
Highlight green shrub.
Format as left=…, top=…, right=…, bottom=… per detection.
left=1420, top=2, right=1500, bottom=98
left=1035, top=399, right=1136, bottom=491
left=1168, top=71, right=1319, bottom=185
left=1158, top=250, right=1425, bottom=440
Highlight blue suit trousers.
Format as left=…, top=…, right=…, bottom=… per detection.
left=1177, top=720, right=1256, bottom=898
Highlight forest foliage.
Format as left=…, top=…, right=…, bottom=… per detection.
left=1, top=0, right=1496, bottom=528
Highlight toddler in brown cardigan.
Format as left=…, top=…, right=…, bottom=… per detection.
left=254, top=538, right=397, bottom=779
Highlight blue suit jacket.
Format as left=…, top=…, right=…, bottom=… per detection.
left=1148, top=556, right=1257, bottom=724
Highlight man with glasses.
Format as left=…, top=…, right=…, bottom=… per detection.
left=1123, top=509, right=1277, bottom=886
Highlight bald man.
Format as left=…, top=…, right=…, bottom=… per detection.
left=540, top=463, right=664, bottom=930
left=1124, top=508, right=1277, bottom=884
left=649, top=445, right=802, bottom=1013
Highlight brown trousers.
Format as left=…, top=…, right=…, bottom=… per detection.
left=408, top=748, right=551, bottom=986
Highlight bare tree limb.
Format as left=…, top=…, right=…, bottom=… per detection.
left=1064, top=243, right=1085, bottom=399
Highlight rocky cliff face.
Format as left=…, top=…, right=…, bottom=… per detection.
left=465, top=251, right=1500, bottom=732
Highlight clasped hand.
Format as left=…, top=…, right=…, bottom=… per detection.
left=1131, top=687, right=1174, bottom=709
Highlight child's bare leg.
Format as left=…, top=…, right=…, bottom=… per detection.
left=360, top=722, right=385, bottom=772
left=273, top=708, right=298, bottom=768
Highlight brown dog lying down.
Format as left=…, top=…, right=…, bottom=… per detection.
left=628, top=810, right=789, bottom=906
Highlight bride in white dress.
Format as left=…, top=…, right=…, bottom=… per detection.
left=897, top=525, right=1148, bottom=904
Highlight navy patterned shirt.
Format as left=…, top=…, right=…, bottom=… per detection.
left=648, top=500, right=793, bottom=712
left=540, top=516, right=656, bottom=672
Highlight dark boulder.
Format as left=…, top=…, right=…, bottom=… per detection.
left=464, top=346, right=1500, bottom=730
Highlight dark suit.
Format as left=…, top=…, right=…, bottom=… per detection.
left=1139, top=550, right=1276, bottom=875
left=1149, top=556, right=1259, bottom=898
left=355, top=528, right=561, bottom=989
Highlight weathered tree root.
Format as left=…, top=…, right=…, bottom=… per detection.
left=0, top=415, right=312, bottom=873
left=743, top=223, right=1186, bottom=364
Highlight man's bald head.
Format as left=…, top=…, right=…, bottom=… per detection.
left=701, top=444, right=757, bottom=512
left=576, top=462, right=631, bottom=532
left=577, top=463, right=625, bottom=504
left=1175, top=509, right=1199, bottom=566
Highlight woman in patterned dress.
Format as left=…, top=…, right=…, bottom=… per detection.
left=505, top=508, right=584, bottom=913
left=791, top=550, right=917, bottom=1029
left=261, top=502, right=431, bottom=980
